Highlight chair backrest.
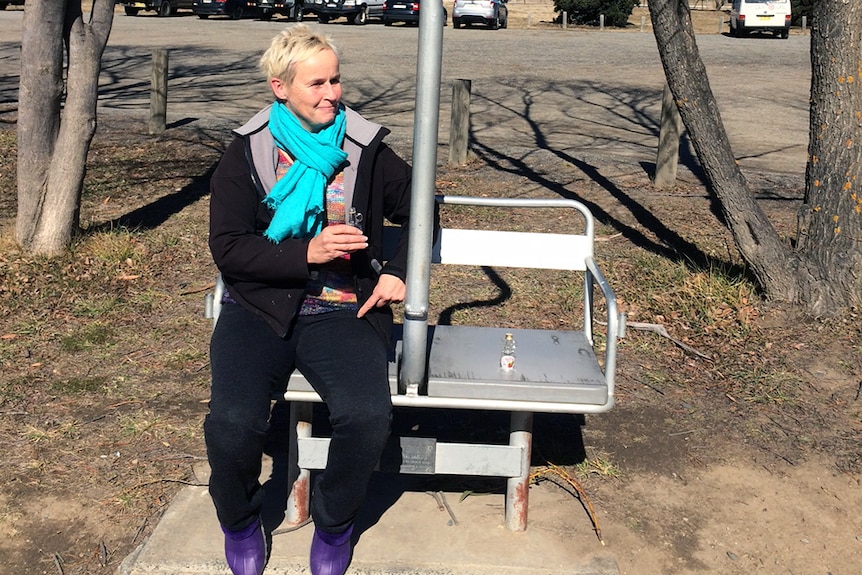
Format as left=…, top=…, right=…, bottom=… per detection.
left=387, top=195, right=596, bottom=272
left=433, top=228, right=592, bottom=270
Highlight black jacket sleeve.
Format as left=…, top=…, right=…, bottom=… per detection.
left=208, top=137, right=312, bottom=287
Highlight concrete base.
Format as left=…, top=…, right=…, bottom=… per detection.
left=118, top=458, right=619, bottom=575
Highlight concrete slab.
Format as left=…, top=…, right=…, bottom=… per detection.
left=118, top=458, right=619, bottom=575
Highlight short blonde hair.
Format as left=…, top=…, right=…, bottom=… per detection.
left=259, top=24, right=339, bottom=85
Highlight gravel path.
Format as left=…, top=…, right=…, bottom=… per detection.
left=1, top=9, right=810, bottom=178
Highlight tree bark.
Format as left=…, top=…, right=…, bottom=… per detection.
left=800, top=0, right=862, bottom=314
left=16, top=0, right=115, bottom=256
left=648, top=0, right=799, bottom=301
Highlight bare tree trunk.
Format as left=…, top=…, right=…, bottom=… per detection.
left=799, top=0, right=862, bottom=314
left=16, top=0, right=115, bottom=256
left=648, top=0, right=799, bottom=299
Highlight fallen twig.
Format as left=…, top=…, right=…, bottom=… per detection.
left=180, top=281, right=216, bottom=296
left=627, top=375, right=665, bottom=396
left=132, top=518, right=148, bottom=544
left=120, top=478, right=206, bottom=495
left=427, top=491, right=459, bottom=525
left=438, top=491, right=459, bottom=526
left=625, top=321, right=713, bottom=361
left=595, top=232, right=623, bottom=242
left=427, top=491, right=445, bottom=511
left=272, top=517, right=313, bottom=536
left=530, top=462, right=604, bottom=545
left=53, top=552, right=64, bottom=575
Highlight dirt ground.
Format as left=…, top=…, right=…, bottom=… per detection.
left=1, top=3, right=860, bottom=575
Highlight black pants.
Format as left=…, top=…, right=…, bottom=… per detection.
left=205, top=303, right=392, bottom=533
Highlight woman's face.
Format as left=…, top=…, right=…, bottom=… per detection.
left=271, top=48, right=342, bottom=133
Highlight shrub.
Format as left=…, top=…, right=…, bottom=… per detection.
left=553, top=0, right=639, bottom=27
left=789, top=0, right=812, bottom=26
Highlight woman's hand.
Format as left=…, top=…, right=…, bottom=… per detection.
left=357, top=274, right=406, bottom=318
left=306, top=224, right=367, bottom=265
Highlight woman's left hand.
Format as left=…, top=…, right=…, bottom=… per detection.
left=357, top=274, right=406, bottom=318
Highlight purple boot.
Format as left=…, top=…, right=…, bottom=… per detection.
left=221, top=517, right=266, bottom=575
left=310, top=524, right=354, bottom=575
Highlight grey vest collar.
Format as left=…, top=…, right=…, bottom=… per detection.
left=235, top=105, right=383, bottom=213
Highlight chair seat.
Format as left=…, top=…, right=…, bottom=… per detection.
left=424, top=325, right=608, bottom=405
left=285, top=324, right=609, bottom=407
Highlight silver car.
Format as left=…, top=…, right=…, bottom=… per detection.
left=452, top=0, right=507, bottom=29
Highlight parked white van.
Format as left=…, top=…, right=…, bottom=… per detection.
left=730, top=0, right=791, bottom=38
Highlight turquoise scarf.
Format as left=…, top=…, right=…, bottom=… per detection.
left=262, top=102, right=348, bottom=242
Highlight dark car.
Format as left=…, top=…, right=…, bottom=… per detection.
left=305, top=0, right=385, bottom=25
left=248, top=0, right=306, bottom=20
left=381, top=0, right=447, bottom=26
left=120, top=0, right=195, bottom=16
left=193, top=0, right=248, bottom=18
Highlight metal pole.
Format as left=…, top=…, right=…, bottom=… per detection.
left=505, top=411, right=533, bottom=531
left=286, top=402, right=312, bottom=525
left=400, top=0, right=444, bottom=394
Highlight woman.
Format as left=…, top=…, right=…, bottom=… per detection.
left=205, top=25, right=416, bottom=575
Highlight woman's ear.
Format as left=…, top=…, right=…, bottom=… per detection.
left=270, top=77, right=289, bottom=101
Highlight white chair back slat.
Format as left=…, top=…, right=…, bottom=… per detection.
left=433, top=228, right=591, bottom=271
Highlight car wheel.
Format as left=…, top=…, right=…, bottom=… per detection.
left=294, top=4, right=304, bottom=21
left=780, top=28, right=789, bottom=39
left=453, top=18, right=460, bottom=28
left=124, top=6, right=140, bottom=15
left=230, top=5, right=243, bottom=18
left=158, top=1, right=172, bottom=17
left=198, top=13, right=209, bottom=18
left=384, top=19, right=392, bottom=26
left=318, top=14, right=330, bottom=23
left=260, top=10, right=273, bottom=20
left=0, top=3, right=7, bottom=10
left=352, top=6, right=367, bottom=24
left=490, top=12, right=499, bottom=29
left=501, top=12, right=507, bottom=28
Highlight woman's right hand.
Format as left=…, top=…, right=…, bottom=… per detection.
left=306, top=224, right=368, bottom=264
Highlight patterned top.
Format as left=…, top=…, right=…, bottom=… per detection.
left=268, top=149, right=359, bottom=315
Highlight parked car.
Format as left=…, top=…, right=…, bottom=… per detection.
left=250, top=0, right=306, bottom=20
left=193, top=0, right=248, bottom=18
left=381, top=0, right=446, bottom=26
left=120, top=0, right=195, bottom=16
left=729, top=0, right=791, bottom=38
left=305, top=0, right=384, bottom=25
left=452, top=0, right=506, bottom=29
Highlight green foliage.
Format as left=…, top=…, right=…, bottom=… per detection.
left=789, top=0, right=812, bottom=26
left=553, top=0, right=639, bottom=27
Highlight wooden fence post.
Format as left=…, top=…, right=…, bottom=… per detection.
left=448, top=79, right=472, bottom=166
left=654, top=83, right=682, bottom=189
left=149, top=49, right=168, bottom=135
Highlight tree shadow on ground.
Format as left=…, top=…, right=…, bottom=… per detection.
left=260, top=401, right=589, bottom=539
left=464, top=82, right=757, bottom=283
